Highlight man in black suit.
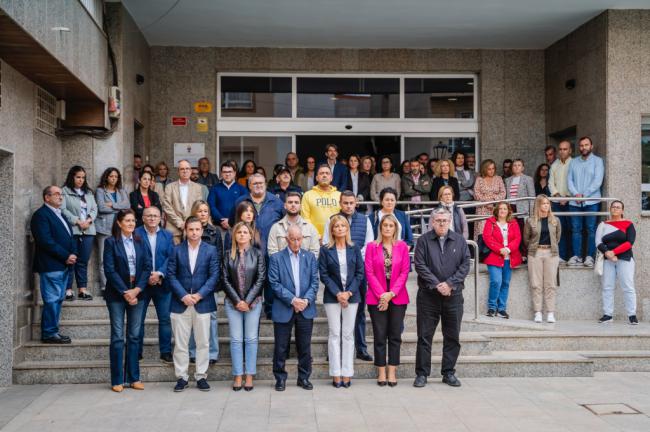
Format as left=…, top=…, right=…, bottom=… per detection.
left=31, top=186, right=77, bottom=344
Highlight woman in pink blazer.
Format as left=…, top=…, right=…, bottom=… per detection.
left=365, top=213, right=410, bottom=387
left=483, top=202, right=522, bottom=319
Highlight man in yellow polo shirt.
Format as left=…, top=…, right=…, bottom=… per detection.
left=301, top=164, right=341, bottom=238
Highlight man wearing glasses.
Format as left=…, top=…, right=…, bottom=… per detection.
left=413, top=207, right=471, bottom=388
left=135, top=206, right=175, bottom=363
left=163, top=160, right=205, bottom=244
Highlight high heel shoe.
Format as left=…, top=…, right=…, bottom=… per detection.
left=387, top=381, right=398, bottom=387
left=332, top=380, right=343, bottom=388
left=342, top=379, right=352, bottom=388
left=377, top=380, right=387, bottom=387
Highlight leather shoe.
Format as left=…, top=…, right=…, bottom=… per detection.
left=297, top=378, right=313, bottom=390
left=356, top=351, right=373, bottom=362
left=111, top=385, right=124, bottom=393
left=130, top=381, right=145, bottom=390
left=42, top=335, right=71, bottom=344
left=275, top=380, right=286, bottom=391
left=442, top=373, right=461, bottom=387
left=160, top=353, right=173, bottom=364
left=413, top=375, right=427, bottom=388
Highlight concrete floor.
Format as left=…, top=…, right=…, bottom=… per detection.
left=2, top=373, right=650, bottom=431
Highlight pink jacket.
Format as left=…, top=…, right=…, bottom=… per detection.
left=365, top=240, right=410, bottom=305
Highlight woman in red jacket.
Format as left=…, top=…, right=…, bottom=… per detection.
left=365, top=213, right=410, bottom=387
left=483, top=202, right=522, bottom=318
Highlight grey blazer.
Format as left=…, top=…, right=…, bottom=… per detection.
left=505, top=174, right=535, bottom=217
left=95, top=187, right=131, bottom=235
left=61, top=186, right=98, bottom=236
left=455, top=168, right=476, bottom=201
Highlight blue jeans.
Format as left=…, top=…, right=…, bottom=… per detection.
left=225, top=300, right=262, bottom=376
left=106, top=299, right=145, bottom=386
left=487, top=261, right=512, bottom=312
left=189, top=311, right=219, bottom=360
left=569, top=203, right=599, bottom=258
left=138, top=287, right=172, bottom=356
left=68, top=234, right=94, bottom=289
left=552, top=202, right=571, bottom=260
left=39, top=270, right=70, bottom=338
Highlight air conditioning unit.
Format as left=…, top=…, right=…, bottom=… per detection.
left=108, top=86, right=121, bottom=118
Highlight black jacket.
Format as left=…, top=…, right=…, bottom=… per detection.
left=129, top=189, right=161, bottom=226
left=222, top=246, right=266, bottom=305
left=414, top=229, right=470, bottom=295
left=348, top=171, right=371, bottom=200
left=430, top=177, right=461, bottom=202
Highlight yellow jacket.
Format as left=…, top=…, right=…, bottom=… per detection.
left=300, top=185, right=341, bottom=237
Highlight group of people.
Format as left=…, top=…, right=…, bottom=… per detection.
left=30, top=137, right=637, bottom=394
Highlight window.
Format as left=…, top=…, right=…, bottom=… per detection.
left=405, top=78, right=475, bottom=119
left=642, top=118, right=650, bottom=210
left=297, top=77, right=399, bottom=118
left=35, top=87, right=57, bottom=136
left=404, top=137, right=476, bottom=162
left=220, top=76, right=291, bottom=117
left=219, top=136, right=292, bottom=179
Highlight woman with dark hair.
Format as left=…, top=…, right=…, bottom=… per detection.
left=224, top=200, right=262, bottom=251
left=297, top=156, right=317, bottom=192
left=154, top=161, right=172, bottom=189
left=361, top=156, right=376, bottom=177
left=347, top=154, right=371, bottom=202
left=400, top=160, right=411, bottom=177
left=129, top=171, right=161, bottom=227
left=371, top=188, right=413, bottom=247
left=140, top=164, right=155, bottom=178
left=452, top=150, right=476, bottom=202
left=222, top=222, right=266, bottom=391
left=534, top=163, right=551, bottom=196
left=103, top=209, right=152, bottom=392
left=427, top=159, right=439, bottom=178
left=61, top=165, right=98, bottom=301
left=370, top=156, right=401, bottom=201
left=238, top=160, right=257, bottom=187
left=96, top=167, right=131, bottom=293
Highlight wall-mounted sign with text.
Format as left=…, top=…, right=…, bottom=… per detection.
left=193, top=102, right=213, bottom=113
left=173, top=143, right=205, bottom=167
left=171, top=116, right=188, bottom=126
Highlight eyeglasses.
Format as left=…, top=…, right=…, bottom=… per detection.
left=47, top=192, right=62, bottom=197
left=432, top=219, right=450, bottom=225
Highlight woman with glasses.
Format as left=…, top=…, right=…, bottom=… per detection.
left=370, top=156, right=401, bottom=202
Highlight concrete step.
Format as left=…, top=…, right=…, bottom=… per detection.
left=20, top=333, right=494, bottom=361
left=580, top=351, right=650, bottom=372
left=12, top=351, right=593, bottom=384
left=487, top=332, right=650, bottom=352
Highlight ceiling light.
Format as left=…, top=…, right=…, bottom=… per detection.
left=448, top=98, right=458, bottom=102
left=467, top=81, right=473, bottom=86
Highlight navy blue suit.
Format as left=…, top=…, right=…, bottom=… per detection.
left=167, top=241, right=220, bottom=314
left=102, top=234, right=152, bottom=386
left=31, top=205, right=77, bottom=339
left=318, top=244, right=364, bottom=304
left=316, top=161, right=350, bottom=192
left=268, top=248, right=319, bottom=382
left=135, top=226, right=174, bottom=356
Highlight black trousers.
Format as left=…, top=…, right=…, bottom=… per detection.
left=273, top=312, right=313, bottom=381
left=415, top=288, right=463, bottom=377
left=368, top=303, right=407, bottom=367
left=354, top=279, right=368, bottom=353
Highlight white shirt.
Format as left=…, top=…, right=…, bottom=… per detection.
left=145, top=227, right=159, bottom=272
left=289, top=250, right=301, bottom=297
left=122, top=235, right=136, bottom=277
left=350, top=171, right=359, bottom=197
left=497, top=222, right=509, bottom=248
left=322, top=214, right=374, bottom=259
left=337, top=248, right=348, bottom=287
left=45, top=203, right=71, bottom=236
left=188, top=240, right=201, bottom=274
left=179, top=181, right=189, bottom=209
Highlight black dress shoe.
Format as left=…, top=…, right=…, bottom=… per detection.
left=413, top=375, right=427, bottom=388
left=297, top=378, right=313, bottom=390
left=189, top=357, right=196, bottom=364
left=78, top=292, right=93, bottom=301
left=160, top=353, right=173, bottom=364
left=209, top=359, right=217, bottom=365
left=275, top=380, right=286, bottom=391
left=65, top=293, right=74, bottom=301
left=196, top=378, right=211, bottom=392
left=356, top=351, right=373, bottom=361
left=138, top=354, right=144, bottom=361
left=59, top=334, right=71, bottom=341
left=41, top=335, right=71, bottom=344
left=442, top=373, right=461, bottom=387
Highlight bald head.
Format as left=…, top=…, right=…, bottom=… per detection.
left=286, top=224, right=303, bottom=253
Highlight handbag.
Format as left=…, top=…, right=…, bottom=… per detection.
left=594, top=250, right=604, bottom=276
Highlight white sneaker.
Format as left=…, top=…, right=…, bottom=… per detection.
left=534, top=312, right=543, bottom=323
left=547, top=313, right=556, bottom=323
left=559, top=258, right=567, bottom=265
left=567, top=256, right=583, bottom=266
left=583, top=256, right=594, bottom=267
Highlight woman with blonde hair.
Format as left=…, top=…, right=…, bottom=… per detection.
left=430, top=159, right=460, bottom=201
left=365, top=213, right=410, bottom=386
left=524, top=195, right=561, bottom=323
left=222, top=222, right=266, bottom=391
left=318, top=215, right=364, bottom=388
left=474, top=159, right=506, bottom=243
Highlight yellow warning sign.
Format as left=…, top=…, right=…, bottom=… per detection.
left=196, top=117, right=208, bottom=132
left=194, top=102, right=213, bottom=113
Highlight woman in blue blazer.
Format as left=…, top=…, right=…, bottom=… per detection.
left=319, top=215, right=364, bottom=388
left=103, top=209, right=152, bottom=392
left=371, top=187, right=413, bottom=247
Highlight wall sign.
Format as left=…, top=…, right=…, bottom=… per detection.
left=173, top=143, right=205, bottom=167
left=194, top=102, right=213, bottom=113
left=196, top=117, right=208, bottom=132
left=171, top=116, right=188, bottom=126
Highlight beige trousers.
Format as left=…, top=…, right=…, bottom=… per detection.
left=528, top=249, right=559, bottom=313
left=171, top=306, right=211, bottom=381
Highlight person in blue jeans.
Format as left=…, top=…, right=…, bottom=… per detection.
left=222, top=222, right=266, bottom=391
left=567, top=136, right=604, bottom=268
left=135, top=206, right=174, bottom=363
left=103, top=209, right=152, bottom=392
left=31, top=186, right=77, bottom=344
left=482, top=203, right=523, bottom=318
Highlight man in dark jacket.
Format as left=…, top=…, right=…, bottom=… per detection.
left=31, top=186, right=77, bottom=344
left=413, top=206, right=470, bottom=388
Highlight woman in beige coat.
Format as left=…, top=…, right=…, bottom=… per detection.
left=523, top=194, right=561, bottom=323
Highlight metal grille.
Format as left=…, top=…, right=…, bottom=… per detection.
left=35, top=87, right=57, bottom=136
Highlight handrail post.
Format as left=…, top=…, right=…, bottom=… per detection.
left=466, top=240, right=479, bottom=320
